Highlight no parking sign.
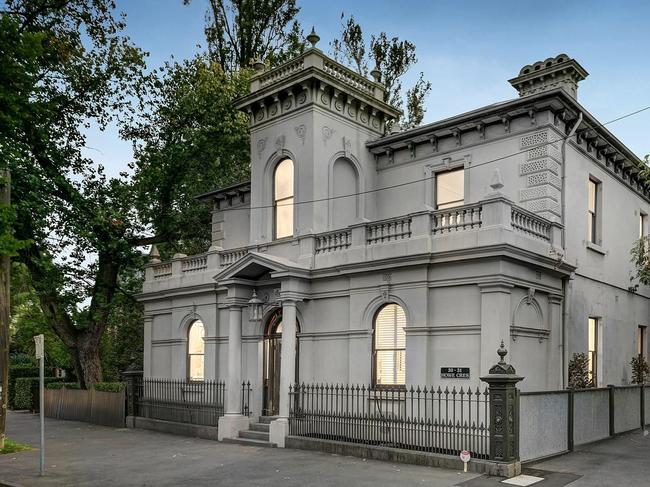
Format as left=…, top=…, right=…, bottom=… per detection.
left=460, top=450, right=471, bottom=472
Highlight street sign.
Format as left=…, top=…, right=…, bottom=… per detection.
left=460, top=450, right=471, bottom=472
left=34, top=334, right=44, bottom=359
left=441, top=367, right=470, bottom=379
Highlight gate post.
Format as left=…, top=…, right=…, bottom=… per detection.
left=480, top=341, right=523, bottom=478
left=122, top=364, right=143, bottom=428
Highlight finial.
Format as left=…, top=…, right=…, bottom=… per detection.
left=490, top=168, right=504, bottom=191
left=497, top=340, right=507, bottom=364
left=306, top=27, right=320, bottom=48
left=252, top=58, right=265, bottom=72
left=370, top=65, right=381, bottom=83
left=149, top=244, right=160, bottom=263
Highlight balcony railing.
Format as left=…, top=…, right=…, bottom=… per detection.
left=315, top=229, right=352, bottom=254
left=432, top=203, right=482, bottom=234
left=145, top=197, right=561, bottom=284
left=367, top=217, right=412, bottom=244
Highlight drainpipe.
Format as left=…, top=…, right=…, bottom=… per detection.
left=560, top=112, right=583, bottom=388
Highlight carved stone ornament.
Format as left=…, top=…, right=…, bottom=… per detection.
left=295, top=124, right=306, bottom=145
left=256, top=137, right=267, bottom=159
left=275, top=134, right=285, bottom=156
left=342, top=136, right=351, bottom=158
left=322, top=126, right=334, bottom=145
left=525, top=287, right=536, bottom=304
left=490, top=168, right=504, bottom=191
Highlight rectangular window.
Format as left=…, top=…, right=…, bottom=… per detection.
left=640, top=213, right=647, bottom=239
left=638, top=325, right=647, bottom=357
left=587, top=179, right=600, bottom=244
left=436, top=168, right=465, bottom=209
left=588, top=317, right=599, bottom=386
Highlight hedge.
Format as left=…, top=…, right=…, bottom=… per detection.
left=13, top=377, right=65, bottom=411
left=93, top=382, right=125, bottom=393
left=45, top=382, right=81, bottom=390
left=44, top=382, right=124, bottom=393
left=8, top=365, right=56, bottom=409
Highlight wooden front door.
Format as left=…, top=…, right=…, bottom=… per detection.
left=262, top=309, right=299, bottom=416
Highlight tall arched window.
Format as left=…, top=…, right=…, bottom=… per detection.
left=274, top=158, right=294, bottom=239
left=373, top=303, right=406, bottom=386
left=187, top=320, right=205, bottom=381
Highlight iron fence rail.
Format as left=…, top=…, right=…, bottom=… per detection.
left=289, top=383, right=490, bottom=459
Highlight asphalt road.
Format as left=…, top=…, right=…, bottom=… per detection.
left=1, top=411, right=649, bottom=487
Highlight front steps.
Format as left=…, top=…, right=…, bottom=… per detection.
left=222, top=416, right=277, bottom=448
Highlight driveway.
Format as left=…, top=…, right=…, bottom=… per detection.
left=1, top=411, right=649, bottom=487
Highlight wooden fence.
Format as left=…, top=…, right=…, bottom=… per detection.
left=44, top=387, right=125, bottom=428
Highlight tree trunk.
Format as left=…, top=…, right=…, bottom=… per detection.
left=77, top=336, right=103, bottom=388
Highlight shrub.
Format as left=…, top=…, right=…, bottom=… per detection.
left=8, top=365, right=38, bottom=409
left=45, top=382, right=81, bottom=390
left=631, top=354, right=650, bottom=384
left=568, top=352, right=593, bottom=389
left=93, top=382, right=125, bottom=393
left=13, top=377, right=65, bottom=411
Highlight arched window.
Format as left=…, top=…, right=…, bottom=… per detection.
left=274, top=158, right=294, bottom=239
left=187, top=320, right=205, bottom=381
left=373, top=303, right=406, bottom=386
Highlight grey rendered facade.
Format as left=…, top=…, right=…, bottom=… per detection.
left=136, top=44, right=649, bottom=442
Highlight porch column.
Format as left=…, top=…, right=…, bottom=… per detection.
left=226, top=305, right=243, bottom=415
left=270, top=298, right=299, bottom=447
left=278, top=299, right=298, bottom=419
left=218, top=304, right=250, bottom=440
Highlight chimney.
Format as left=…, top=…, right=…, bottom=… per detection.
left=508, top=54, right=588, bottom=100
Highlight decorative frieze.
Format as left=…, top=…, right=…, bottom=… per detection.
left=519, top=158, right=560, bottom=176
left=526, top=144, right=560, bottom=163
left=519, top=184, right=560, bottom=202
left=526, top=171, right=561, bottom=190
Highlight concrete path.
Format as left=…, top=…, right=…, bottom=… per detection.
left=2, top=411, right=649, bottom=486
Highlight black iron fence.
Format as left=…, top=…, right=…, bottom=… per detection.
left=241, top=380, right=252, bottom=417
left=132, top=377, right=226, bottom=426
left=289, top=383, right=490, bottom=459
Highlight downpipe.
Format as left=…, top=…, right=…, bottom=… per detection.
left=560, top=112, right=583, bottom=388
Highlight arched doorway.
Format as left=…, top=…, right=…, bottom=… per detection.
left=263, top=308, right=300, bottom=416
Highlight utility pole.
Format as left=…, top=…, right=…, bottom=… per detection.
left=0, top=169, right=11, bottom=450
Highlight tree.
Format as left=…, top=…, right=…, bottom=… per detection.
left=185, top=0, right=304, bottom=72
left=630, top=354, right=649, bottom=384
left=125, top=56, right=251, bottom=257
left=567, top=352, right=592, bottom=389
left=1, top=0, right=148, bottom=387
left=331, top=13, right=432, bottom=130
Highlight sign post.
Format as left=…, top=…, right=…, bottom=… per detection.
left=34, top=334, right=44, bottom=476
left=460, top=450, right=471, bottom=472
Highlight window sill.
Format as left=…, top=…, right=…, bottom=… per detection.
left=586, top=241, right=607, bottom=255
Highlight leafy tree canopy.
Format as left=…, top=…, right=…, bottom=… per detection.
left=330, top=13, right=432, bottom=129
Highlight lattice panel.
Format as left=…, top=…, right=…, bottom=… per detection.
left=525, top=198, right=561, bottom=215
left=520, top=131, right=548, bottom=148
left=527, top=172, right=561, bottom=190
left=520, top=158, right=561, bottom=176
left=527, top=144, right=560, bottom=162
left=520, top=184, right=561, bottom=202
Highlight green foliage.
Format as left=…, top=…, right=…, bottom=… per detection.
left=13, top=377, right=64, bottom=411
left=568, top=352, right=593, bottom=389
left=0, top=438, right=32, bottom=454
left=331, top=13, right=432, bottom=129
left=2, top=0, right=149, bottom=386
left=93, top=381, right=125, bottom=393
left=7, top=364, right=53, bottom=408
left=186, top=0, right=304, bottom=71
left=45, top=382, right=81, bottom=390
left=127, top=56, right=251, bottom=256
left=630, top=354, right=649, bottom=384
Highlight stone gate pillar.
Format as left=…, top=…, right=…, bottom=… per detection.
left=480, top=341, right=523, bottom=477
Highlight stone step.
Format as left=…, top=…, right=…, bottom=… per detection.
left=259, top=415, right=278, bottom=424
left=239, top=429, right=269, bottom=441
left=250, top=422, right=270, bottom=433
left=222, top=437, right=277, bottom=448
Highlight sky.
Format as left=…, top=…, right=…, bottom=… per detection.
left=88, top=0, right=650, bottom=176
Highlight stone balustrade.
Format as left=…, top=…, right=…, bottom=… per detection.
left=315, top=229, right=352, bottom=254
left=366, top=217, right=412, bottom=244
left=144, top=197, right=562, bottom=286
left=432, top=203, right=483, bottom=234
